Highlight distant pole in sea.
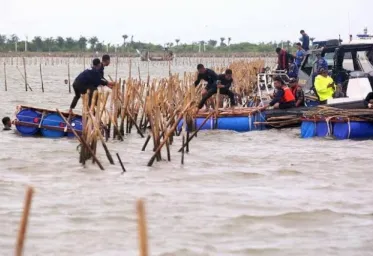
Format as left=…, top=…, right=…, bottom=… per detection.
left=68, top=59, right=71, bottom=93
left=4, top=62, right=7, bottom=91
left=22, top=57, right=28, bottom=91
left=39, top=63, right=44, bottom=93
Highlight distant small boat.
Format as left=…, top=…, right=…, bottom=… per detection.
left=140, top=50, right=174, bottom=62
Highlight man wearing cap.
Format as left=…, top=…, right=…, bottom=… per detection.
left=196, top=69, right=236, bottom=111
left=69, top=58, right=115, bottom=114
left=314, top=68, right=335, bottom=104
left=289, top=78, right=305, bottom=107
left=311, top=52, right=328, bottom=88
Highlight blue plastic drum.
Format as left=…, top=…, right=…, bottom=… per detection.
left=40, top=113, right=65, bottom=138
left=316, top=121, right=330, bottom=137
left=16, top=109, right=42, bottom=135
left=68, top=117, right=83, bottom=138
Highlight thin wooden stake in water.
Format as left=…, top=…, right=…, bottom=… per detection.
left=116, top=153, right=126, bottom=173
left=67, top=60, right=71, bottom=93
left=15, top=186, right=34, bottom=256
left=39, top=63, right=44, bottom=93
left=137, top=199, right=148, bottom=256
left=4, top=62, right=7, bottom=91
left=22, top=57, right=28, bottom=92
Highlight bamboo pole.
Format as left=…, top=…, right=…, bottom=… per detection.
left=136, top=199, right=148, bottom=256
left=15, top=186, right=34, bottom=256
left=67, top=59, right=71, bottom=93
left=22, top=57, right=28, bottom=92
left=39, top=63, right=44, bottom=93
left=147, top=101, right=193, bottom=166
left=56, top=108, right=105, bottom=170
left=88, top=111, right=114, bottom=164
left=4, top=62, right=7, bottom=91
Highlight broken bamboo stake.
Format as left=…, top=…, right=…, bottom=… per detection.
left=147, top=101, right=193, bottom=166
left=56, top=108, right=105, bottom=170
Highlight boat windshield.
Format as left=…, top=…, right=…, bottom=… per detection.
left=305, top=52, right=335, bottom=68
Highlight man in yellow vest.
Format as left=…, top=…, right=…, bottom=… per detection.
left=314, top=68, right=335, bottom=104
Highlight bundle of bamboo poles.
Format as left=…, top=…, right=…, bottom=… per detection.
left=303, top=106, right=373, bottom=121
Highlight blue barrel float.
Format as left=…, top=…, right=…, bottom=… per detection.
left=40, top=113, right=66, bottom=138
left=177, top=112, right=267, bottom=132
left=15, top=107, right=83, bottom=138
left=68, top=117, right=83, bottom=137
left=333, top=121, right=373, bottom=140
left=300, top=119, right=331, bottom=138
left=15, top=109, right=42, bottom=135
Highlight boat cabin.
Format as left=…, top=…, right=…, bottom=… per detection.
left=326, top=43, right=373, bottom=104
left=311, top=39, right=341, bottom=49
left=298, top=45, right=339, bottom=90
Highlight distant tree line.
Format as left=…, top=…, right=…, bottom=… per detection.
left=0, top=34, right=297, bottom=54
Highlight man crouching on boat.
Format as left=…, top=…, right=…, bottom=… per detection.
left=259, top=77, right=295, bottom=111
left=194, top=64, right=218, bottom=96
left=195, top=69, right=237, bottom=113
left=69, top=58, right=115, bottom=115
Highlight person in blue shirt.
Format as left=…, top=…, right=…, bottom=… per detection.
left=69, top=58, right=114, bottom=114
left=311, top=53, right=328, bottom=88
left=288, top=59, right=299, bottom=79
left=295, top=43, right=306, bottom=67
left=300, top=30, right=310, bottom=51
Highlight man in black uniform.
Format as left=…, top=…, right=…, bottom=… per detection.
left=99, top=54, right=111, bottom=80
left=194, top=64, right=218, bottom=96
left=69, top=58, right=114, bottom=114
left=196, top=69, right=236, bottom=111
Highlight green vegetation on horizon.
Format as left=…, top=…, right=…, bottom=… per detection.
left=0, top=34, right=300, bottom=54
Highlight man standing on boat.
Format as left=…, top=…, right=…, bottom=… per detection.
left=194, top=64, right=218, bottom=96
left=259, top=77, right=295, bottom=110
left=311, top=52, right=328, bottom=90
left=69, top=58, right=115, bottom=114
left=295, top=43, right=306, bottom=67
left=275, top=48, right=291, bottom=71
left=195, top=69, right=236, bottom=112
left=300, top=30, right=310, bottom=51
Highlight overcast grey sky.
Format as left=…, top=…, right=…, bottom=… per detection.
left=1, top=0, right=372, bottom=45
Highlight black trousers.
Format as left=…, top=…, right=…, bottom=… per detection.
left=278, top=101, right=295, bottom=109
left=69, top=81, right=97, bottom=109
left=198, top=88, right=236, bottom=109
